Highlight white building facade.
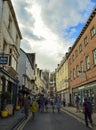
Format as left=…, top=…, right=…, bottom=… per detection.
left=0, top=0, right=22, bottom=111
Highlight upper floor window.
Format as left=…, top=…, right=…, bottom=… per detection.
left=12, top=56, right=17, bottom=70
left=90, top=26, right=96, bottom=38
left=76, top=65, right=79, bottom=77
left=72, top=54, right=74, bottom=62
left=16, top=34, right=18, bottom=43
left=73, top=68, right=76, bottom=79
left=8, top=15, right=12, bottom=33
left=9, top=48, right=12, bottom=66
left=86, top=55, right=90, bottom=70
left=80, top=61, right=84, bottom=72
left=79, top=44, right=82, bottom=52
left=93, top=48, right=96, bottom=65
left=75, top=50, right=78, bottom=57
left=3, top=40, right=7, bottom=53
left=84, top=36, right=88, bottom=46
left=70, top=71, right=73, bottom=81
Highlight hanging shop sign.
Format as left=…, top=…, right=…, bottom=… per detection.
left=0, top=55, right=8, bottom=64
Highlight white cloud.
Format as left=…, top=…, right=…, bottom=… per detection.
left=11, top=0, right=95, bottom=71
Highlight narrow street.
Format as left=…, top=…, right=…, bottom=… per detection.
left=22, top=108, right=91, bottom=130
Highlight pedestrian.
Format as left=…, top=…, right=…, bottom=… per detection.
left=44, top=98, right=48, bottom=112
left=30, top=98, right=38, bottom=120
left=39, top=95, right=44, bottom=112
left=50, top=97, right=55, bottom=113
left=24, top=95, right=31, bottom=119
left=83, top=98, right=93, bottom=128
left=62, top=98, right=66, bottom=107
left=75, top=94, right=80, bottom=112
left=56, top=96, right=61, bottom=112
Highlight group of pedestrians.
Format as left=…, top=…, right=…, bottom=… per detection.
left=37, top=95, right=62, bottom=113
left=23, top=94, right=94, bottom=128
left=23, top=94, right=62, bottom=120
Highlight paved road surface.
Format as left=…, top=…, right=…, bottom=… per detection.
left=22, top=109, right=91, bottom=130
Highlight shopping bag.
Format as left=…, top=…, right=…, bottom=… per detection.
left=20, top=108, right=25, bottom=113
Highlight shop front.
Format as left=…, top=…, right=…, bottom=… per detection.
left=0, top=68, right=19, bottom=113
left=72, top=82, right=96, bottom=111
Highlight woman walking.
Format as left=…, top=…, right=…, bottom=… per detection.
left=56, top=96, right=61, bottom=112
left=30, top=98, right=38, bottom=120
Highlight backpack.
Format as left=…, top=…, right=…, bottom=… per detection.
left=85, top=101, right=92, bottom=113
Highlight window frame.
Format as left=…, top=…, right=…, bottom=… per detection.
left=84, top=36, right=88, bottom=46
left=90, top=26, right=96, bottom=38
left=93, top=48, right=96, bottom=65
left=86, top=55, right=90, bottom=70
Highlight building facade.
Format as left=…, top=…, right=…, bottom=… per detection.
left=18, top=49, right=35, bottom=93
left=18, top=49, right=35, bottom=106
left=34, top=65, right=47, bottom=96
left=0, top=0, right=22, bottom=111
left=56, top=53, right=69, bottom=104
left=68, top=7, right=96, bottom=108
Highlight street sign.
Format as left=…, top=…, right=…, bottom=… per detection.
left=0, top=55, right=8, bottom=64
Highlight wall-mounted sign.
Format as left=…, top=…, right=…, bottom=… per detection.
left=0, top=55, right=8, bottom=64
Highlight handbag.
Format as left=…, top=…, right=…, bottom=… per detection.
left=20, top=108, right=25, bottom=113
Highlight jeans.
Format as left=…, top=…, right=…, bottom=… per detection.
left=84, top=112, right=92, bottom=126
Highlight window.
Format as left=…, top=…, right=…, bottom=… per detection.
left=16, top=34, right=18, bottom=43
left=79, top=44, right=82, bottom=52
left=76, top=65, right=79, bottom=77
left=70, top=71, right=73, bottom=81
left=8, top=15, right=12, bottom=33
left=12, top=56, right=17, bottom=70
left=72, top=55, right=74, bottom=62
left=93, top=49, right=96, bottom=65
left=73, top=68, right=76, bottom=79
left=84, top=36, right=88, bottom=46
left=3, top=40, right=7, bottom=53
left=86, top=56, right=90, bottom=70
left=9, top=48, right=12, bottom=66
left=75, top=50, right=78, bottom=57
left=90, top=26, right=95, bottom=37
left=80, top=61, right=84, bottom=72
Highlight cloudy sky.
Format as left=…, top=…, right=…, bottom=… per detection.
left=11, top=0, right=96, bottom=71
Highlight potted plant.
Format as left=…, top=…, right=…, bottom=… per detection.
left=1, top=91, right=11, bottom=101
left=1, top=110, right=8, bottom=118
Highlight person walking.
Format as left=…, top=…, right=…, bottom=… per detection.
left=75, top=94, right=80, bottom=112
left=24, top=95, right=31, bottom=119
left=50, top=97, right=55, bottom=113
left=62, top=98, right=66, bottom=107
left=83, top=98, right=93, bottom=128
left=30, top=98, right=38, bottom=120
left=56, top=96, right=61, bottom=112
left=44, top=98, right=48, bottom=112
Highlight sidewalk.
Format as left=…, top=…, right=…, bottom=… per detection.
left=0, top=110, right=25, bottom=130
left=62, top=106, right=96, bottom=129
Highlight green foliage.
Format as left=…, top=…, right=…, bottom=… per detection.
left=1, top=91, right=11, bottom=100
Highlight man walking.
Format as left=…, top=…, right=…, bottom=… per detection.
left=83, top=98, right=93, bottom=128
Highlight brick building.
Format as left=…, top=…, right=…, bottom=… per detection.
left=68, top=7, right=96, bottom=107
